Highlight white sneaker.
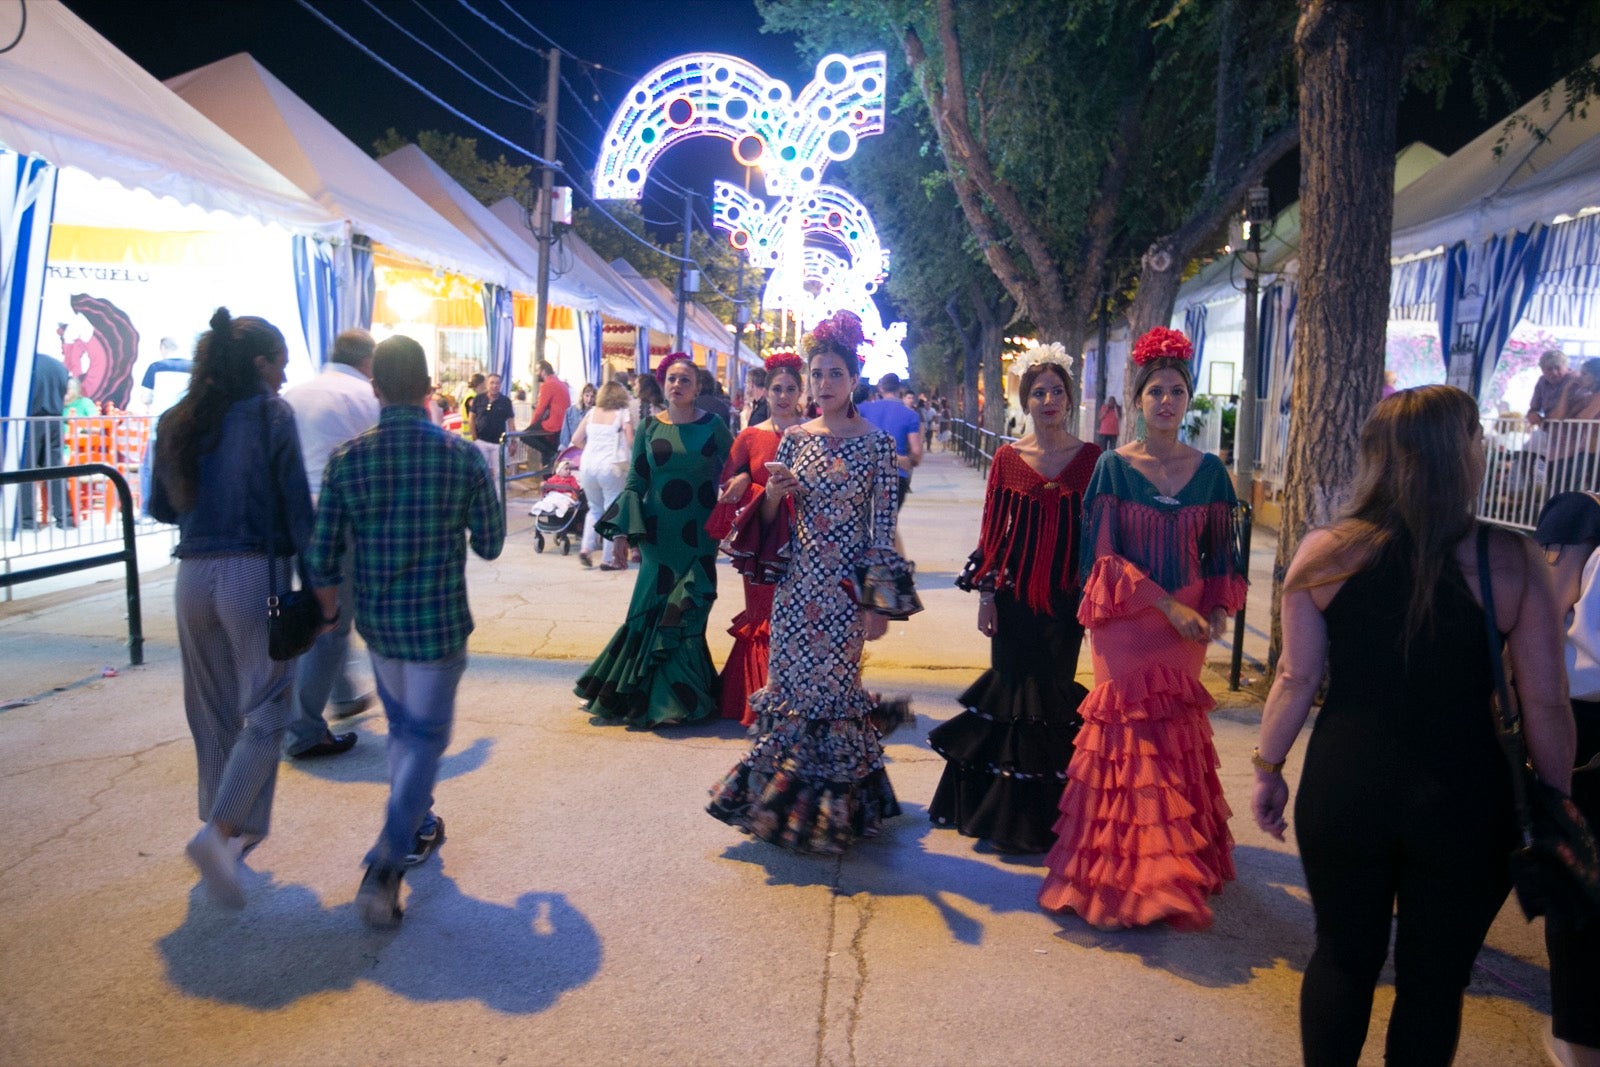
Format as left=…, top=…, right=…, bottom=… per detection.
left=186, top=825, right=246, bottom=909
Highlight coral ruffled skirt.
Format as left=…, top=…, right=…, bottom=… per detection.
left=1037, top=582, right=1234, bottom=930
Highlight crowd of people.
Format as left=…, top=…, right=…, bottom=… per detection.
left=139, top=305, right=1596, bottom=1063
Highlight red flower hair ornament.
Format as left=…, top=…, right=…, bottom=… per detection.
left=654, top=351, right=695, bottom=387
left=1131, top=327, right=1194, bottom=365
left=764, top=351, right=804, bottom=375
left=803, top=309, right=866, bottom=357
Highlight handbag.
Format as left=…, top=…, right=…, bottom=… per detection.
left=1476, top=524, right=1600, bottom=921
left=263, top=398, right=320, bottom=662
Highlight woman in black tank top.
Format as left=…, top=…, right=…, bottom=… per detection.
left=1251, top=386, right=1575, bottom=1066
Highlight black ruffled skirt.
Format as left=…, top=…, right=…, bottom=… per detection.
left=928, top=590, right=1087, bottom=853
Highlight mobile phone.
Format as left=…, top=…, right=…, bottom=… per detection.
left=763, top=462, right=789, bottom=475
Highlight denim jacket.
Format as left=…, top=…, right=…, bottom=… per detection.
left=150, top=393, right=315, bottom=562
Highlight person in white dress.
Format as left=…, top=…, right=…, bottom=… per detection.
left=571, top=380, right=635, bottom=570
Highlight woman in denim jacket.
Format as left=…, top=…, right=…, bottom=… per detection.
left=150, top=308, right=314, bottom=909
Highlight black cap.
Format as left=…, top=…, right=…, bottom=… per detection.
left=1533, top=492, right=1600, bottom=546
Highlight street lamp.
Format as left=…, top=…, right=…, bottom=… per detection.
left=1233, top=183, right=1272, bottom=504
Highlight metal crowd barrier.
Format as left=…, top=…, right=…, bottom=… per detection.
left=1479, top=415, right=1600, bottom=531
left=947, top=418, right=1016, bottom=475
left=0, top=465, right=144, bottom=665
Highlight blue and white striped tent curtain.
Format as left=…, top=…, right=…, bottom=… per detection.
left=1, top=151, right=58, bottom=530
left=1526, top=212, right=1600, bottom=329
left=481, top=283, right=513, bottom=383
left=1460, top=226, right=1550, bottom=401
left=1182, top=304, right=1209, bottom=391
left=635, top=327, right=649, bottom=376
left=1262, top=281, right=1297, bottom=468
left=335, top=234, right=376, bottom=332
left=293, top=235, right=336, bottom=368
left=577, top=310, right=602, bottom=385
left=1389, top=251, right=1446, bottom=322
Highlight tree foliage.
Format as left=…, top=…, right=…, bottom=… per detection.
left=371, top=129, right=533, bottom=206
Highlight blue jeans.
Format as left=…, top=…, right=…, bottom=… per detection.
left=364, top=648, right=467, bottom=871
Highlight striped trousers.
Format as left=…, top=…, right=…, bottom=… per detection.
left=175, top=555, right=293, bottom=837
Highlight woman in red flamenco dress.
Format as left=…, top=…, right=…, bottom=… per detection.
left=1038, top=327, right=1247, bottom=930
left=707, top=352, right=807, bottom=726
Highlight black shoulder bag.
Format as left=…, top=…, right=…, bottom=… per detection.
left=263, top=396, right=321, bottom=661
left=1476, top=524, right=1600, bottom=921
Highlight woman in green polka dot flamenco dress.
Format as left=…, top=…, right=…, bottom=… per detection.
left=576, top=353, right=733, bottom=726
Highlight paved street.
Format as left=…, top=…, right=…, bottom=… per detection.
left=0, top=450, right=1555, bottom=1066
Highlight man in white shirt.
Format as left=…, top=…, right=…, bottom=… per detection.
left=281, top=330, right=381, bottom=759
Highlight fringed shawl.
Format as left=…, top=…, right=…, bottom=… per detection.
left=1076, top=451, right=1247, bottom=619
left=958, top=442, right=1100, bottom=614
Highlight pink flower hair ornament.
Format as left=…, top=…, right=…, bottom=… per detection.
left=1131, top=327, right=1194, bottom=365
left=653, top=351, right=696, bottom=387
left=802, top=309, right=866, bottom=358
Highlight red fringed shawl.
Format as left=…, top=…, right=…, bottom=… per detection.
left=958, top=442, right=1101, bottom=614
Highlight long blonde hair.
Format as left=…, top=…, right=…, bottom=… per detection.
left=1290, top=385, right=1483, bottom=643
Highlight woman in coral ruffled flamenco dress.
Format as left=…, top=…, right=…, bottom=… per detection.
left=706, top=352, right=807, bottom=727
left=1038, top=327, right=1247, bottom=931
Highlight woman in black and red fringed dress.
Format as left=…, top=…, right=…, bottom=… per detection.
left=928, top=354, right=1099, bottom=853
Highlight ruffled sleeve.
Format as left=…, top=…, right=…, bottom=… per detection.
left=723, top=485, right=794, bottom=584
left=955, top=448, right=1007, bottom=594
left=848, top=432, right=922, bottom=619
left=720, top=432, right=797, bottom=584
left=594, top=417, right=650, bottom=541
left=1076, top=457, right=1168, bottom=628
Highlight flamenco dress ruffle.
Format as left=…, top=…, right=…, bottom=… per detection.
left=928, top=592, right=1087, bottom=853
left=1036, top=556, right=1247, bottom=930
left=575, top=489, right=720, bottom=726
left=707, top=686, right=902, bottom=855
left=714, top=484, right=775, bottom=726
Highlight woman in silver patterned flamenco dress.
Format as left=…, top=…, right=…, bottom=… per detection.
left=708, top=310, right=921, bottom=855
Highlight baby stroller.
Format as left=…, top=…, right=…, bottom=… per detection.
left=528, top=447, right=586, bottom=554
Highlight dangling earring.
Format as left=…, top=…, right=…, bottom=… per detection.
left=846, top=398, right=857, bottom=418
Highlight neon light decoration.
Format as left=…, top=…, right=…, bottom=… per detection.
left=713, top=182, right=888, bottom=287
left=594, top=52, right=886, bottom=199
left=713, top=181, right=907, bottom=378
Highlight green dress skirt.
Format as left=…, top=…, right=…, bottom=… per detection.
left=576, top=411, right=733, bottom=726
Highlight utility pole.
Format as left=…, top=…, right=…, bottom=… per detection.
left=532, top=48, right=560, bottom=376
left=729, top=256, right=746, bottom=379
left=674, top=189, right=693, bottom=353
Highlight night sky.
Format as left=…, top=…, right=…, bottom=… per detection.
left=54, top=0, right=1588, bottom=241
left=59, top=0, right=806, bottom=224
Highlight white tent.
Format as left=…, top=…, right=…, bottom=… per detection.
left=1, top=0, right=343, bottom=497
left=1391, top=65, right=1600, bottom=258
left=0, top=2, right=340, bottom=237
left=380, top=145, right=588, bottom=303
left=166, top=54, right=513, bottom=288
left=487, top=199, right=668, bottom=331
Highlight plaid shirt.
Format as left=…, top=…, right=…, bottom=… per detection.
left=307, top=405, right=505, bottom=661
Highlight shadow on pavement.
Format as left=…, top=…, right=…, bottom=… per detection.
left=717, top=804, right=1053, bottom=946
left=1045, top=844, right=1314, bottom=988
left=157, top=862, right=600, bottom=1013
left=286, top=735, right=494, bottom=785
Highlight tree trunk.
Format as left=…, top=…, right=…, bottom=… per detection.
left=1272, top=0, right=1411, bottom=662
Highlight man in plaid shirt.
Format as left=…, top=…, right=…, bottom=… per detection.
left=308, top=335, right=505, bottom=928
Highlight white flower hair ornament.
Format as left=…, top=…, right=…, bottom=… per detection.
left=1012, top=342, right=1075, bottom=376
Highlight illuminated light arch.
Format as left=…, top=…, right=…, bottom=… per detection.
left=769, top=248, right=908, bottom=381
left=594, top=51, right=887, bottom=199
left=713, top=182, right=888, bottom=291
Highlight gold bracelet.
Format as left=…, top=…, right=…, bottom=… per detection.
left=1251, top=747, right=1286, bottom=774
